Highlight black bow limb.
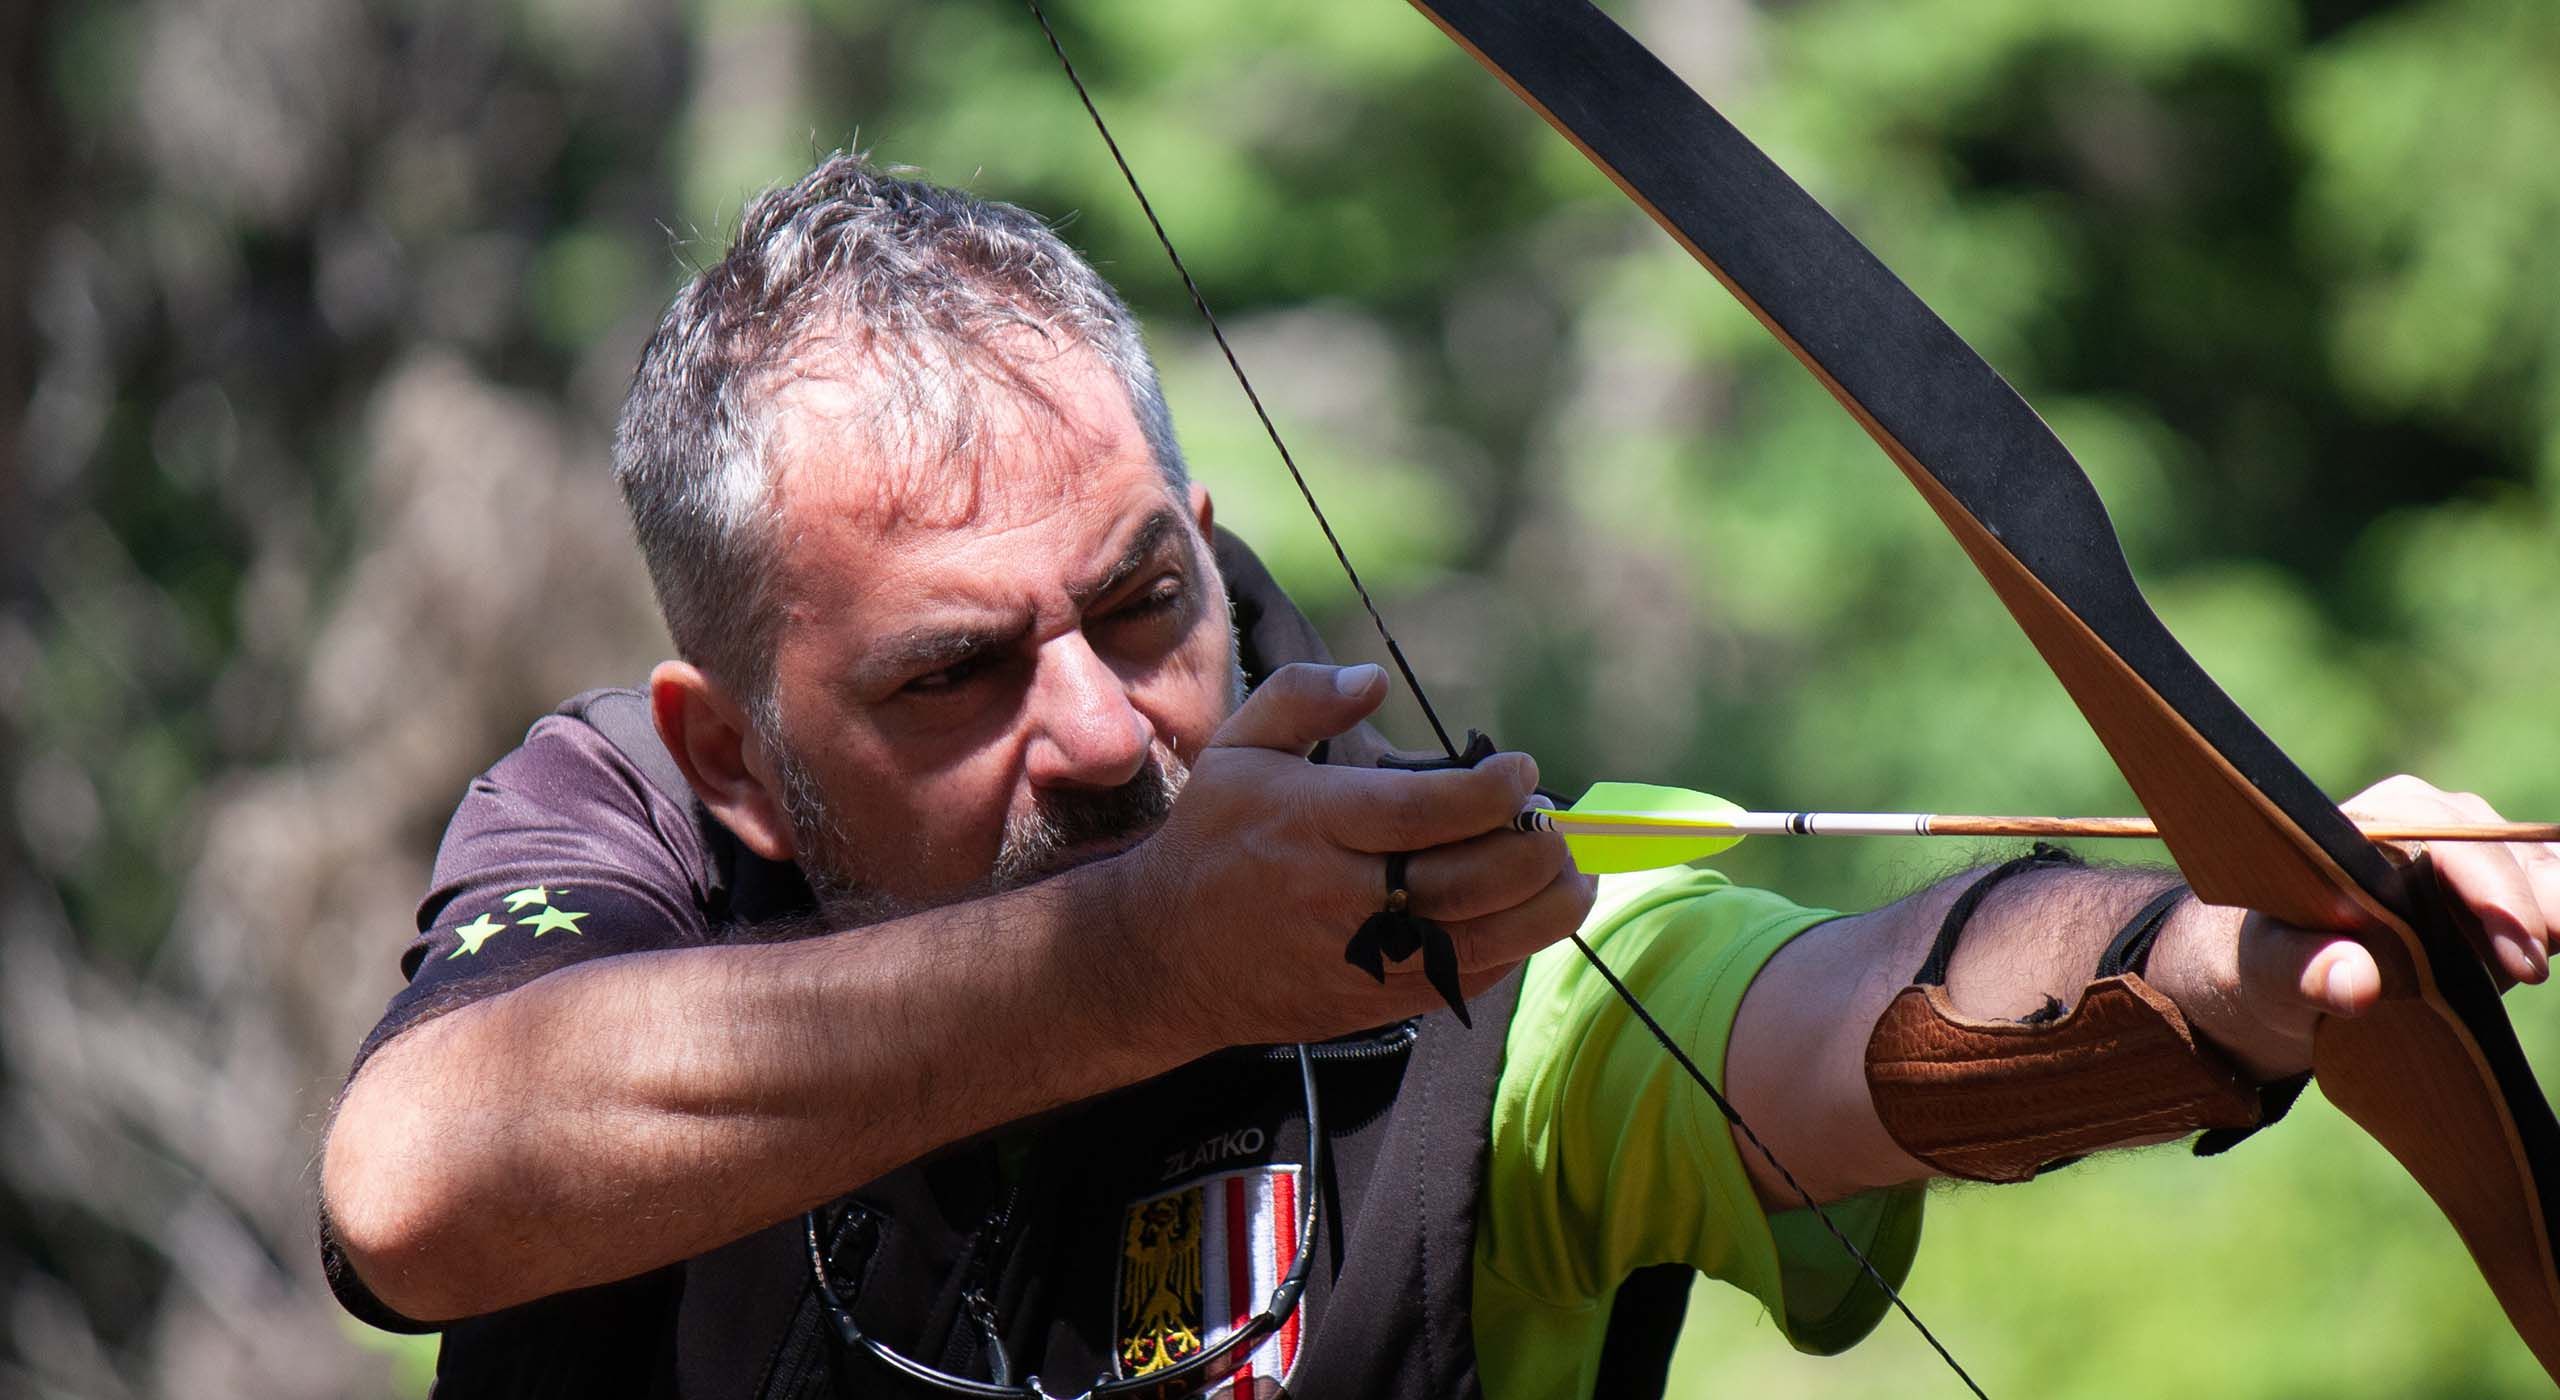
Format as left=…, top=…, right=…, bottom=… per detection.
left=1342, top=730, right=1500, bottom=1027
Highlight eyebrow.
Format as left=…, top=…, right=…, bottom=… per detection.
left=1067, top=508, right=1186, bottom=609
left=857, top=620, right=1028, bottom=688
left=853, top=508, right=1191, bottom=690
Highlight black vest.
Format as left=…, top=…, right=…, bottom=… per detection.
left=737, top=990, right=1521, bottom=1399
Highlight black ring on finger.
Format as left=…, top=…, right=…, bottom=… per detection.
left=1383, top=850, right=1412, bottom=914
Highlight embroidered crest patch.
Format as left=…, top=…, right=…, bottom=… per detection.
left=1114, top=1165, right=1302, bottom=1396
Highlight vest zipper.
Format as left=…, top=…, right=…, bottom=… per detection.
left=1255, top=1020, right=1419, bottom=1064
left=962, top=1284, right=1011, bottom=1385
left=960, top=1176, right=1026, bottom=1384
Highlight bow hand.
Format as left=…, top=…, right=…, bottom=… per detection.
left=2148, top=776, right=2560, bottom=1086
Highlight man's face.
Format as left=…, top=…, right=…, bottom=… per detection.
left=753, top=340, right=1237, bottom=919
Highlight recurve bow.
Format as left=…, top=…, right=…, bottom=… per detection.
left=1400, top=0, right=2560, bottom=1382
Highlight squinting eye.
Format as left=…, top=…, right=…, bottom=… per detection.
left=903, top=656, right=986, bottom=695
left=1119, top=579, right=1184, bottom=617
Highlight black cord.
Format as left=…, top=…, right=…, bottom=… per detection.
left=1028, top=5, right=1984, bottom=1395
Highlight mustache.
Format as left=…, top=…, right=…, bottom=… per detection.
left=771, top=744, right=1191, bottom=933
left=991, top=752, right=1187, bottom=887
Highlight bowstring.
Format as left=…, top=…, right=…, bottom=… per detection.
left=1026, top=5, right=1985, bottom=1396
left=1025, top=0, right=1455, bottom=760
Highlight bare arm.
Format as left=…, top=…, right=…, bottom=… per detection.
left=1724, top=860, right=2189, bottom=1205
left=1727, top=776, right=2560, bottom=1207
left=324, top=860, right=1187, bottom=1323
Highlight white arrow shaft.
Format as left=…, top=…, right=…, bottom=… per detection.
left=1518, top=810, right=1935, bottom=837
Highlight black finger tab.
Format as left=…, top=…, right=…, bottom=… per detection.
left=1351, top=730, right=1497, bottom=1026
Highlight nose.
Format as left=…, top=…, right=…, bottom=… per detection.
left=1021, top=631, right=1153, bottom=791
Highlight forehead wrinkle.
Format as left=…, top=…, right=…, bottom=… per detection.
left=814, top=495, right=1190, bottom=696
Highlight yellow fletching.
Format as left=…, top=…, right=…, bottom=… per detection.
left=1554, top=782, right=1749, bottom=874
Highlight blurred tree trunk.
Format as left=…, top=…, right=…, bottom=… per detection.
left=0, top=0, right=51, bottom=943
left=0, top=0, right=56, bottom=1378
left=0, top=0, right=48, bottom=689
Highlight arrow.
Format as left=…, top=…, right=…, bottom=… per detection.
left=1520, top=783, right=2560, bottom=874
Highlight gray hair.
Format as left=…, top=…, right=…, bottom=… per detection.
left=612, top=151, right=1188, bottom=722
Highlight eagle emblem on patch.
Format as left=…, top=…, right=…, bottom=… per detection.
left=1114, top=1165, right=1302, bottom=1396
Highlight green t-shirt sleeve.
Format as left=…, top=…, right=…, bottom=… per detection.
left=1472, top=867, right=1927, bottom=1398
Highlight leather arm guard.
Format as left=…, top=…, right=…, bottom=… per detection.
left=1862, top=847, right=2280, bottom=1184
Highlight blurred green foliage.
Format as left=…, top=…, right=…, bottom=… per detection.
left=11, top=0, right=2560, bottom=1394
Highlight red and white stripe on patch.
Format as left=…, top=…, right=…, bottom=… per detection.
left=1202, top=1165, right=1299, bottom=1398
left=1115, top=1164, right=1302, bottom=1396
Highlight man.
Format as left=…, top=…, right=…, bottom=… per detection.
left=319, top=155, right=2560, bottom=1398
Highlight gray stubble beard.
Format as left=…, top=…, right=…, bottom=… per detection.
left=767, top=629, right=1245, bottom=931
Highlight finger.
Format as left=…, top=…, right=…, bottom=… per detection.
left=2424, top=834, right=2549, bottom=984
left=1395, top=827, right=1572, bottom=924
left=2343, top=772, right=2459, bottom=818
left=2408, top=789, right=2556, bottom=973
left=2222, top=924, right=2379, bottom=1081
left=1210, top=663, right=1389, bottom=756
left=2440, top=788, right=2506, bottom=825
left=1437, top=866, right=1599, bottom=971
left=2525, top=842, right=2560, bottom=953
left=2210, top=921, right=2383, bottom=1084
left=2242, top=924, right=2384, bottom=1024
left=1304, top=752, right=1545, bottom=854
left=2343, top=779, right=2549, bottom=978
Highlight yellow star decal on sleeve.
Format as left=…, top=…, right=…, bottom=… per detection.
left=502, top=886, right=551, bottom=912
left=449, top=912, right=508, bottom=958
left=517, top=904, right=589, bottom=937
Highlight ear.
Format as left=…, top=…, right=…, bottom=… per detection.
left=648, top=660, right=798, bottom=864
left=1189, top=480, right=1214, bottom=538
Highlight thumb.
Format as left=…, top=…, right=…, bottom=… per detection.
left=2243, top=924, right=2384, bottom=1023
left=1210, top=662, right=1388, bottom=756
left=2168, top=915, right=2383, bottom=1082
